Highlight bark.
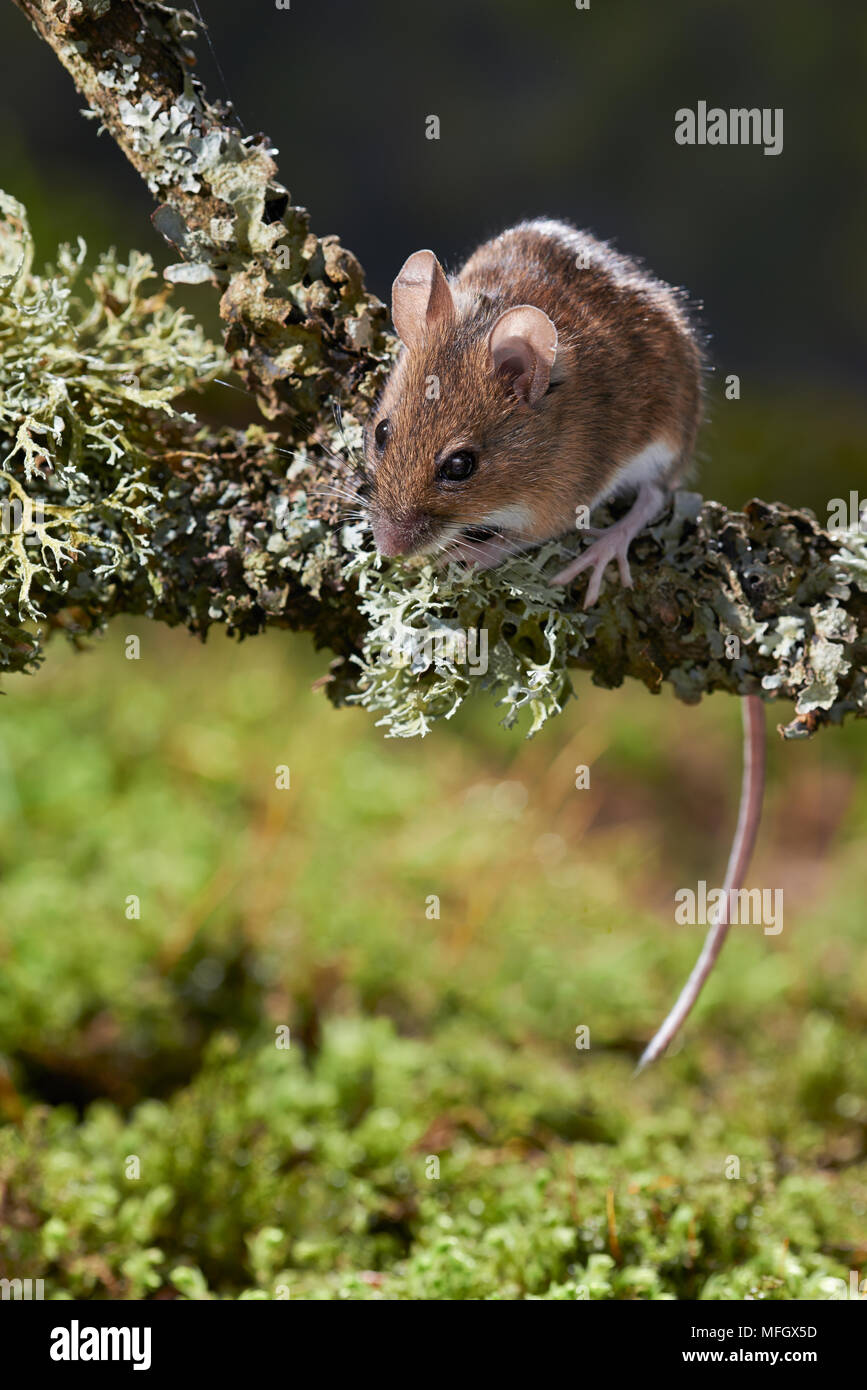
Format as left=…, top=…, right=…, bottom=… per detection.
left=6, top=0, right=867, bottom=739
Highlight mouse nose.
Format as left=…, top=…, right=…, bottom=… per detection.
left=372, top=510, right=434, bottom=557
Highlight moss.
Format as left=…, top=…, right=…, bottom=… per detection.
left=0, top=620, right=864, bottom=1301
left=1, top=1018, right=863, bottom=1300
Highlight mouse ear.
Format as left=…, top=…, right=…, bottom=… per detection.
left=391, top=250, right=455, bottom=350
left=487, top=305, right=558, bottom=406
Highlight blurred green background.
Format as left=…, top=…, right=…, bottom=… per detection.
left=0, top=627, right=865, bottom=1298
left=0, top=0, right=865, bottom=1299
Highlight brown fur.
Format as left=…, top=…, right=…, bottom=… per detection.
left=365, top=219, right=703, bottom=560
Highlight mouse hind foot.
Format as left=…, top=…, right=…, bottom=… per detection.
left=551, top=480, right=667, bottom=608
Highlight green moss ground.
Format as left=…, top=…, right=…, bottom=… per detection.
left=0, top=621, right=865, bottom=1299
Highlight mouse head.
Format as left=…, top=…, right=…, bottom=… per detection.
left=363, top=250, right=559, bottom=566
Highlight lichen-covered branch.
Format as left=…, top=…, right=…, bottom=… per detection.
left=10, top=0, right=392, bottom=429
left=3, top=1, right=866, bottom=741
left=342, top=496, right=867, bottom=740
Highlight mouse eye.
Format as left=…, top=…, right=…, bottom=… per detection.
left=438, top=449, right=477, bottom=482
left=374, top=418, right=390, bottom=450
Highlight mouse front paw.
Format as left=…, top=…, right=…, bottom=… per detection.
left=550, top=480, right=667, bottom=608
left=552, top=532, right=634, bottom=608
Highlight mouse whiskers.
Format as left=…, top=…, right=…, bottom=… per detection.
left=328, top=400, right=368, bottom=479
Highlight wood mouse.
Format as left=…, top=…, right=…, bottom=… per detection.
left=362, top=218, right=702, bottom=604
left=362, top=219, right=765, bottom=1067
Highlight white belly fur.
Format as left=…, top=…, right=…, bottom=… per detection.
left=593, top=439, right=676, bottom=507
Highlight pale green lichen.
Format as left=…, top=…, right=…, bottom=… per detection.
left=117, top=86, right=275, bottom=211
left=95, top=50, right=141, bottom=97
left=756, top=529, right=864, bottom=716
left=342, top=529, right=586, bottom=738
left=53, top=0, right=112, bottom=20
left=0, top=190, right=224, bottom=665
left=832, top=525, right=867, bottom=583
left=339, top=499, right=867, bottom=740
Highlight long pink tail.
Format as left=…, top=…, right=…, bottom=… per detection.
left=636, top=694, right=766, bottom=1072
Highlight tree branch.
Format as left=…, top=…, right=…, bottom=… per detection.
left=5, top=0, right=866, bottom=739
left=10, top=0, right=391, bottom=429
